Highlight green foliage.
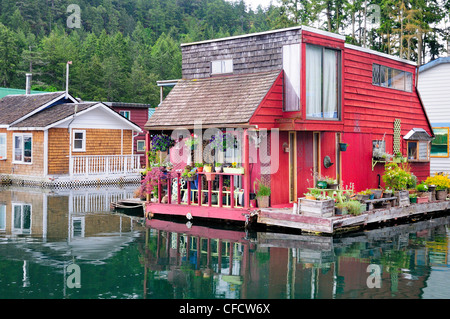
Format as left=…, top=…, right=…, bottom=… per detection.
left=255, top=179, right=271, bottom=198
left=0, top=0, right=448, bottom=104
left=382, top=162, right=415, bottom=191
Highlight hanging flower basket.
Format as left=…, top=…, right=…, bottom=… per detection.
left=339, top=143, right=348, bottom=151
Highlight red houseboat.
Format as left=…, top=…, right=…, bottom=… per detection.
left=143, top=26, right=433, bottom=225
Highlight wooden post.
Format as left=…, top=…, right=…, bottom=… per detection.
left=187, top=180, right=191, bottom=205
left=177, top=173, right=181, bottom=205
left=167, top=176, right=172, bottom=204
left=208, top=180, right=212, bottom=207
left=219, top=174, right=223, bottom=208
left=230, top=176, right=234, bottom=209
left=198, top=175, right=202, bottom=206
left=158, top=177, right=162, bottom=203
left=145, top=132, right=150, bottom=169
left=243, top=129, right=250, bottom=209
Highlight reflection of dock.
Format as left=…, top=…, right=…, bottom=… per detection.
left=258, top=201, right=450, bottom=234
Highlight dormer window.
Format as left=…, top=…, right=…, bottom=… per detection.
left=211, top=59, right=233, bottom=75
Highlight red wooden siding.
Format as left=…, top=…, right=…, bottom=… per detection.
left=270, top=131, right=290, bottom=205
left=250, top=71, right=284, bottom=128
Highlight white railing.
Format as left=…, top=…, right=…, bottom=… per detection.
left=70, top=155, right=142, bottom=176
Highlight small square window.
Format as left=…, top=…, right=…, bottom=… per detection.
left=137, top=140, right=145, bottom=152
left=407, top=141, right=430, bottom=162
left=211, top=59, right=233, bottom=75
left=119, top=111, right=130, bottom=120
left=73, top=130, right=86, bottom=152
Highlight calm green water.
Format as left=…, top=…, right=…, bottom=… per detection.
left=0, top=186, right=450, bottom=300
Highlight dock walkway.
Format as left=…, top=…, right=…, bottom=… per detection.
left=257, top=200, right=450, bottom=234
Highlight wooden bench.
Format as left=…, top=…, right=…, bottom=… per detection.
left=364, top=196, right=397, bottom=210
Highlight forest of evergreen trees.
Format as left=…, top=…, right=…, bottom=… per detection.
left=0, top=0, right=449, bottom=105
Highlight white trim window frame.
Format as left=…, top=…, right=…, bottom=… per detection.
left=0, top=133, right=6, bottom=160
left=12, top=203, right=32, bottom=235
left=13, top=133, right=32, bottom=164
left=137, top=140, right=146, bottom=152
left=72, top=129, right=86, bottom=152
left=119, top=110, right=131, bottom=120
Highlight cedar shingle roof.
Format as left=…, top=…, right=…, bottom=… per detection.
left=11, top=102, right=97, bottom=128
left=144, top=70, right=281, bottom=130
left=0, top=91, right=66, bottom=125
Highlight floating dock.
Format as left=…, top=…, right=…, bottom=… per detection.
left=257, top=200, right=450, bottom=234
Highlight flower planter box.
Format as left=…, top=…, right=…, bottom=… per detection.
left=223, top=167, right=244, bottom=174
left=371, top=189, right=383, bottom=199
left=395, top=190, right=410, bottom=207
left=416, top=196, right=428, bottom=204
left=257, top=196, right=269, bottom=208
left=299, top=198, right=335, bottom=218
left=436, top=189, right=448, bottom=201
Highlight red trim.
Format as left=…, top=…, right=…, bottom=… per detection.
left=146, top=203, right=249, bottom=222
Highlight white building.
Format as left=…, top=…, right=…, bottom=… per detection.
left=418, top=57, right=450, bottom=175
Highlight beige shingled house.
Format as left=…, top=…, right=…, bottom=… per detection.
left=0, top=91, right=142, bottom=187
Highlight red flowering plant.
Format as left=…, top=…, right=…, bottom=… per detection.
left=140, top=166, right=178, bottom=201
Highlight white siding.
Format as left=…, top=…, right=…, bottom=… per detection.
left=418, top=63, right=450, bottom=175
left=54, top=107, right=136, bottom=130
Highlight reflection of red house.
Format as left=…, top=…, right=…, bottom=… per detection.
left=144, top=26, right=433, bottom=222
left=106, top=102, right=153, bottom=168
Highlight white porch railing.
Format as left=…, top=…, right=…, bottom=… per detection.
left=70, top=155, right=142, bottom=176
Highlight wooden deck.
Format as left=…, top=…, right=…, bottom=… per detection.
left=257, top=200, right=450, bottom=234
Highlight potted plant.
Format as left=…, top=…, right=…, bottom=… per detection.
left=182, top=165, right=198, bottom=181
left=347, top=200, right=364, bottom=216
left=204, top=163, right=212, bottom=173
left=254, top=179, right=271, bottom=208
left=300, top=190, right=335, bottom=217
left=425, top=174, right=450, bottom=201
left=415, top=182, right=430, bottom=201
left=326, top=177, right=339, bottom=189
left=185, top=133, right=199, bottom=150
left=382, top=162, right=413, bottom=206
left=409, top=193, right=417, bottom=203
left=223, top=162, right=244, bottom=174
left=335, top=201, right=348, bottom=215
left=215, top=163, right=223, bottom=173
left=356, top=189, right=372, bottom=201
left=316, top=177, right=328, bottom=189
left=383, top=187, right=393, bottom=198
left=195, top=162, right=204, bottom=172
left=339, top=143, right=348, bottom=152
left=371, top=189, right=383, bottom=199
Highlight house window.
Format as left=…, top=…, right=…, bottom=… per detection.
left=283, top=43, right=301, bottom=111
left=12, top=203, right=31, bottom=234
left=13, top=134, right=32, bottom=163
left=407, top=141, right=430, bottom=162
left=0, top=133, right=6, bottom=160
left=73, top=130, right=86, bottom=152
left=431, top=127, right=449, bottom=158
left=0, top=205, right=5, bottom=231
left=306, top=44, right=341, bottom=119
left=372, top=64, right=413, bottom=92
left=211, top=59, right=233, bottom=75
left=137, top=140, right=146, bottom=152
left=119, top=111, right=130, bottom=120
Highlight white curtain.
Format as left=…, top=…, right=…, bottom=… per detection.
left=323, top=49, right=338, bottom=118
left=306, top=45, right=322, bottom=117
left=283, top=44, right=300, bottom=111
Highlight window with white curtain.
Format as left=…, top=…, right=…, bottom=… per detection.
left=306, top=44, right=341, bottom=119
left=283, top=43, right=301, bottom=111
